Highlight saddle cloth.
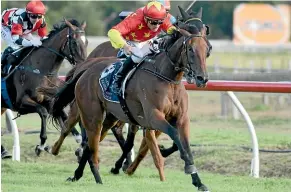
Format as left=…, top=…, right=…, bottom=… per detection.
left=99, top=60, right=136, bottom=103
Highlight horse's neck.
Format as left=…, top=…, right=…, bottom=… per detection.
left=153, top=38, right=184, bottom=82
left=30, top=28, right=69, bottom=74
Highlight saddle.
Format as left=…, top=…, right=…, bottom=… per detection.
left=1, top=47, right=32, bottom=76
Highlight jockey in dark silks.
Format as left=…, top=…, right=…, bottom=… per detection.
left=1, top=0, right=47, bottom=75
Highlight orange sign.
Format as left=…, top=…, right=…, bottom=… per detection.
left=233, top=4, right=290, bottom=45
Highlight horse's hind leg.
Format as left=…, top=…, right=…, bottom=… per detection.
left=144, top=129, right=165, bottom=181
left=50, top=101, right=80, bottom=156
left=59, top=110, right=82, bottom=143
left=67, top=81, right=104, bottom=184
left=126, top=130, right=163, bottom=177
left=110, top=124, right=139, bottom=174
left=74, top=122, right=88, bottom=163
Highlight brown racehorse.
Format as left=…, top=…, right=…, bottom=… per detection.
left=48, top=6, right=210, bottom=191
left=1, top=18, right=87, bottom=155
left=85, top=8, right=211, bottom=181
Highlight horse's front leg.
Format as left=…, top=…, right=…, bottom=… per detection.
left=177, top=114, right=209, bottom=192
left=18, top=95, right=48, bottom=156
left=149, top=109, right=209, bottom=191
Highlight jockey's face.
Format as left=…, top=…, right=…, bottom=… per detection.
left=28, top=13, right=42, bottom=24
left=145, top=17, right=163, bottom=32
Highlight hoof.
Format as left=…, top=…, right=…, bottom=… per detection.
left=125, top=168, right=134, bottom=176
left=122, top=162, right=130, bottom=173
left=110, top=167, right=119, bottom=175
left=66, top=176, right=77, bottom=182
left=44, top=146, right=51, bottom=153
left=198, top=184, right=209, bottom=192
left=50, top=147, right=59, bottom=156
left=35, top=145, right=42, bottom=156
left=73, top=134, right=82, bottom=144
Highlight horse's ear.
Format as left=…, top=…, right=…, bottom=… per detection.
left=64, top=17, right=77, bottom=31
left=81, top=21, right=87, bottom=30
left=196, top=7, right=203, bottom=19
left=178, top=6, right=190, bottom=21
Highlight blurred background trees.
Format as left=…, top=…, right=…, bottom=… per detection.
left=2, top=1, right=289, bottom=39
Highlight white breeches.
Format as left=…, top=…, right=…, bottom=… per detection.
left=1, top=25, right=33, bottom=50
left=121, top=39, right=160, bottom=63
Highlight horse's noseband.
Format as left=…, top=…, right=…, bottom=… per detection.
left=61, top=28, right=85, bottom=65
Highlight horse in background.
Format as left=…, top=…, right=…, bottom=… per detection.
left=1, top=18, right=87, bottom=156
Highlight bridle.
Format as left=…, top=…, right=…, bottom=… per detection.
left=44, top=27, right=85, bottom=65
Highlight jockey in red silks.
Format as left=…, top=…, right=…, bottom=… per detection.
left=1, top=0, right=48, bottom=73
left=108, top=1, right=177, bottom=94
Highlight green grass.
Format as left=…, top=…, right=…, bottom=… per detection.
left=2, top=161, right=291, bottom=192
left=1, top=91, right=291, bottom=191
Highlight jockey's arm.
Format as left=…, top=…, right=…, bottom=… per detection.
left=108, top=12, right=140, bottom=49
left=162, top=15, right=177, bottom=35
left=38, top=18, right=48, bottom=38
left=10, top=24, right=33, bottom=47
left=108, top=29, right=126, bottom=49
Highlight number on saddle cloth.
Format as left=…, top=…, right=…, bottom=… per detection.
left=99, top=61, right=124, bottom=103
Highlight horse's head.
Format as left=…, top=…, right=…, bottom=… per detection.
left=175, top=6, right=211, bottom=87
left=63, top=18, right=88, bottom=64
left=44, top=18, right=88, bottom=65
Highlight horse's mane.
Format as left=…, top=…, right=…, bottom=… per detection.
left=47, top=18, right=81, bottom=39
left=159, top=11, right=203, bottom=51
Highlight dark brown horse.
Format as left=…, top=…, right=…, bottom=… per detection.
left=1, top=18, right=87, bottom=155
left=49, top=6, right=210, bottom=191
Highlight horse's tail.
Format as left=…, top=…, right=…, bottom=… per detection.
left=50, top=71, right=84, bottom=126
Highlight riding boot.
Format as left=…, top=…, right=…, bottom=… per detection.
left=112, top=57, right=135, bottom=95
left=1, top=145, right=12, bottom=159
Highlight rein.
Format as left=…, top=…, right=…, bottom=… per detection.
left=4, top=27, right=83, bottom=81
left=140, top=31, right=203, bottom=85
